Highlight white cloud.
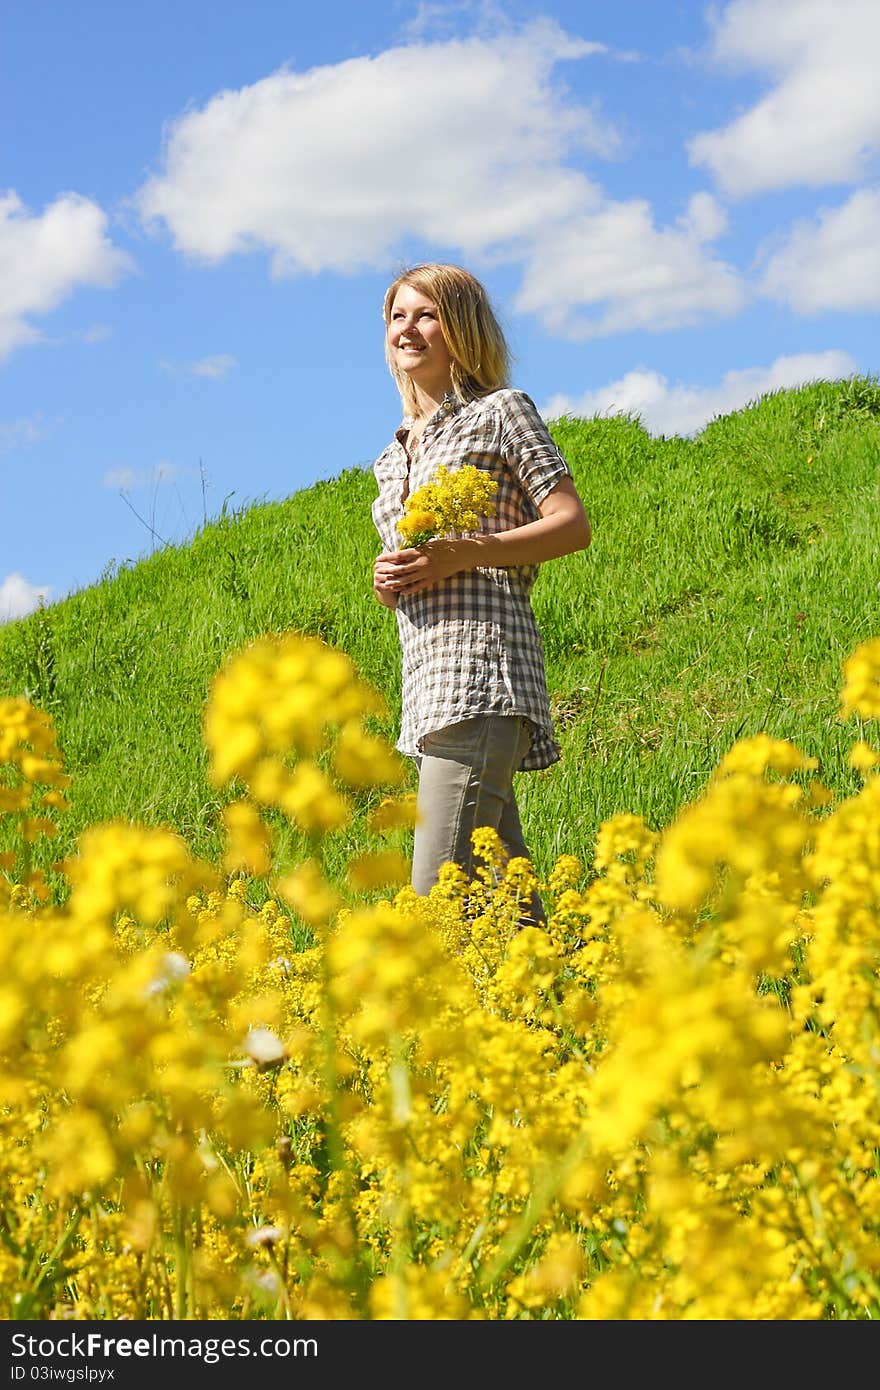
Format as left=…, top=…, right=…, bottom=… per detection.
left=688, top=0, right=880, bottom=197
left=0, top=191, right=133, bottom=362
left=191, top=353, right=236, bottom=378
left=540, top=350, right=857, bottom=437
left=78, top=323, right=113, bottom=344
left=514, top=192, right=744, bottom=338
left=759, top=188, right=880, bottom=312
left=400, top=0, right=511, bottom=42
left=135, top=22, right=614, bottom=274
left=0, top=573, right=51, bottom=623
left=134, top=23, right=762, bottom=339
left=0, top=415, right=48, bottom=451
left=103, top=460, right=180, bottom=490
left=104, top=466, right=137, bottom=490
left=160, top=353, right=237, bottom=379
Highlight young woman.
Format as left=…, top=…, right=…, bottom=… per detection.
left=371, top=263, right=591, bottom=921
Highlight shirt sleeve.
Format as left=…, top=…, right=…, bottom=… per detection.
left=496, top=389, right=572, bottom=506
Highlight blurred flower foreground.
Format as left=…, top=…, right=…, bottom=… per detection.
left=2, top=631, right=880, bottom=1321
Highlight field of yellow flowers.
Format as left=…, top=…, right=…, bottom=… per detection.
left=2, top=630, right=880, bottom=1321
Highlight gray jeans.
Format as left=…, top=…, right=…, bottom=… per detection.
left=411, top=714, right=546, bottom=925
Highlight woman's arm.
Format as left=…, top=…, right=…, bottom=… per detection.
left=374, top=477, right=591, bottom=597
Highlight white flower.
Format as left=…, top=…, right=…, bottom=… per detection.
left=246, top=1225, right=285, bottom=1250
left=145, top=951, right=191, bottom=996
left=243, top=1026, right=287, bottom=1068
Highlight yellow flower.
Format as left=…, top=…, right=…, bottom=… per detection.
left=848, top=739, right=880, bottom=771
left=276, top=859, right=342, bottom=925
left=397, top=508, right=437, bottom=546
left=0, top=983, right=25, bottom=1047
left=221, top=799, right=273, bottom=876
left=839, top=636, right=880, bottom=720
left=278, top=761, right=351, bottom=833
left=396, top=464, right=497, bottom=546
left=368, top=794, right=419, bottom=833
left=470, top=825, right=505, bottom=869
left=332, top=720, right=407, bottom=790
left=547, top=854, right=583, bottom=893
left=347, top=849, right=410, bottom=890
left=39, top=1109, right=117, bottom=1198
left=715, top=733, right=818, bottom=780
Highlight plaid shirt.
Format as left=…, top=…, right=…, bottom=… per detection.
left=371, top=387, right=572, bottom=771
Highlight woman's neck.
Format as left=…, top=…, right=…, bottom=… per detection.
left=411, top=380, right=453, bottom=423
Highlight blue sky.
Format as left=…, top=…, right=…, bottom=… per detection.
left=2, top=0, right=878, bottom=620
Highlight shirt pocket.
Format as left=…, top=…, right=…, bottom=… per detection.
left=421, top=716, right=486, bottom=756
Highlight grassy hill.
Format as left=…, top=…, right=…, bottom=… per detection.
left=2, top=376, right=879, bottom=891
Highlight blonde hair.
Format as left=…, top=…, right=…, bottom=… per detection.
left=383, top=263, right=510, bottom=417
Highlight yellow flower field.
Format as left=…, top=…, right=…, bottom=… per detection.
left=1, top=632, right=879, bottom=1320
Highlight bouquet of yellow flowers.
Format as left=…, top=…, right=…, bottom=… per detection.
left=397, top=464, right=498, bottom=547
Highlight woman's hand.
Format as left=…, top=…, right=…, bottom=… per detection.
left=374, top=540, right=466, bottom=598
left=372, top=559, right=400, bottom=608
left=373, top=480, right=591, bottom=601
left=373, top=579, right=399, bottom=609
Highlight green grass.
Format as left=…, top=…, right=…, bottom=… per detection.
left=2, top=375, right=879, bottom=888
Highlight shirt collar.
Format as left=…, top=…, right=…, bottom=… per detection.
left=401, top=390, right=461, bottom=430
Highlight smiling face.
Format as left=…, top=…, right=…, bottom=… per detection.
left=386, top=282, right=455, bottom=406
